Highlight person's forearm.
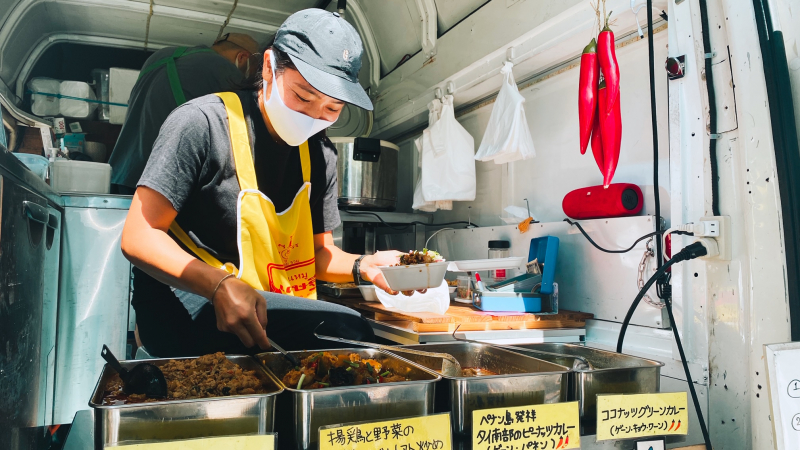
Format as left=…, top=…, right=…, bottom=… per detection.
left=122, top=228, right=227, bottom=298
left=314, top=243, right=359, bottom=283
left=121, top=190, right=229, bottom=299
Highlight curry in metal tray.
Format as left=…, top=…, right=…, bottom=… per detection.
left=280, top=352, right=409, bottom=389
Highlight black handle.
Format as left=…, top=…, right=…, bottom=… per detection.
left=352, top=137, right=381, bottom=162
left=337, top=0, right=347, bottom=12
left=47, top=213, right=58, bottom=230
left=101, top=344, right=129, bottom=381
left=23, top=201, right=48, bottom=225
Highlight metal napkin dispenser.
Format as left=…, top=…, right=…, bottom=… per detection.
left=472, top=236, right=559, bottom=314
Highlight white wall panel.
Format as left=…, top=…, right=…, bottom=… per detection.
left=397, top=30, right=670, bottom=228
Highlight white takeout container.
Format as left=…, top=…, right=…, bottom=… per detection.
left=378, top=261, right=449, bottom=291
left=358, top=285, right=379, bottom=301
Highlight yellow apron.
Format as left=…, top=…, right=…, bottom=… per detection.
left=169, top=92, right=317, bottom=298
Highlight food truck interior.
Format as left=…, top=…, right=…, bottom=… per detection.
left=1, top=0, right=799, bottom=449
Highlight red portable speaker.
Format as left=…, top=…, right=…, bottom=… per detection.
left=562, top=183, right=644, bottom=220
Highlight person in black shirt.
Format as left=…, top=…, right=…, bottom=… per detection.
left=121, top=10, right=412, bottom=357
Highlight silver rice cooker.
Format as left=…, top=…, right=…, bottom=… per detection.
left=330, top=137, right=398, bottom=211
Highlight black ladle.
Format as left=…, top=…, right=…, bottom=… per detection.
left=101, top=345, right=168, bottom=399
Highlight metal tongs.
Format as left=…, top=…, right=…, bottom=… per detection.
left=451, top=325, right=594, bottom=371
left=314, top=323, right=463, bottom=377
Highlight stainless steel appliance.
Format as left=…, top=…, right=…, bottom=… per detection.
left=399, top=342, right=569, bottom=439
left=90, top=356, right=283, bottom=447
left=0, top=146, right=61, bottom=450
left=53, top=194, right=133, bottom=425
left=331, top=137, right=399, bottom=211
left=39, top=205, right=61, bottom=428
left=259, top=348, right=440, bottom=449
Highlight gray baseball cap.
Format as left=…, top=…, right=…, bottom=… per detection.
left=274, top=9, right=373, bottom=111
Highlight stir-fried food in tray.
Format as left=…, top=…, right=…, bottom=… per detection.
left=397, top=249, right=444, bottom=266
left=102, top=353, right=267, bottom=405
left=281, top=352, right=409, bottom=389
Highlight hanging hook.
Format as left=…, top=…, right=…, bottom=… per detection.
left=446, top=81, right=456, bottom=96
left=506, top=47, right=516, bottom=63
left=434, top=87, right=443, bottom=99
left=631, top=0, right=646, bottom=39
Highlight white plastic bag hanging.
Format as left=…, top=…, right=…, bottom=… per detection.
left=421, top=95, right=476, bottom=202
left=375, top=280, right=450, bottom=315
left=413, top=99, right=453, bottom=211
left=474, top=62, right=536, bottom=164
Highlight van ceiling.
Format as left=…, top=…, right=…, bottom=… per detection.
left=0, top=0, right=488, bottom=103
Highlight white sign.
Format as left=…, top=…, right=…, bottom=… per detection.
left=765, top=342, right=800, bottom=450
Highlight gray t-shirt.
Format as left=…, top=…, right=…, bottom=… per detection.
left=108, top=45, right=245, bottom=188
left=138, top=90, right=341, bottom=267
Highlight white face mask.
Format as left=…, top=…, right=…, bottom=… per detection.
left=263, top=52, right=334, bottom=146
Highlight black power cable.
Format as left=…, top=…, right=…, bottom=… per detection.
left=564, top=219, right=661, bottom=253
left=342, top=210, right=475, bottom=231
left=617, top=241, right=713, bottom=450
left=698, top=0, right=721, bottom=217
left=664, top=296, right=712, bottom=450
left=646, top=0, right=664, bottom=272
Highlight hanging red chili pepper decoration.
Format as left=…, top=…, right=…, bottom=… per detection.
left=600, top=84, right=622, bottom=187
left=597, top=13, right=620, bottom=117
left=578, top=39, right=599, bottom=155
left=591, top=83, right=605, bottom=172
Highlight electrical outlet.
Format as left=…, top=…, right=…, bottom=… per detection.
left=700, top=216, right=730, bottom=260
left=635, top=438, right=665, bottom=450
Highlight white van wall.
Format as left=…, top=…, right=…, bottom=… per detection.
left=395, top=29, right=670, bottom=226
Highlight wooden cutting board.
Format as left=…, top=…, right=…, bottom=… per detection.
left=359, top=301, right=592, bottom=323
left=353, top=301, right=593, bottom=333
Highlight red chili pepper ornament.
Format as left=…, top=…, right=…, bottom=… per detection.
left=578, top=39, right=599, bottom=155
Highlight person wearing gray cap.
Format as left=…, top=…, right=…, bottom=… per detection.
left=108, top=33, right=260, bottom=195
left=120, top=9, right=413, bottom=358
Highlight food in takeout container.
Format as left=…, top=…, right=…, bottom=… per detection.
left=398, top=249, right=444, bottom=265
left=378, top=249, right=448, bottom=291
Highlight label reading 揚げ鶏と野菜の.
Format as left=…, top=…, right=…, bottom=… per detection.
left=596, top=392, right=689, bottom=441
left=318, top=413, right=451, bottom=450
left=472, top=402, right=581, bottom=450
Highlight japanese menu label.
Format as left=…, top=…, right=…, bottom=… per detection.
left=318, top=413, right=452, bottom=450
left=120, top=434, right=275, bottom=449
left=472, top=402, right=581, bottom=450
left=596, top=392, right=689, bottom=441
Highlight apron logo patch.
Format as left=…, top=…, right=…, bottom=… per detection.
left=278, top=236, right=300, bottom=264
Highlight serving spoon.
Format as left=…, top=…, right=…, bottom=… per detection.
left=450, top=325, right=593, bottom=371
left=101, top=345, right=168, bottom=398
